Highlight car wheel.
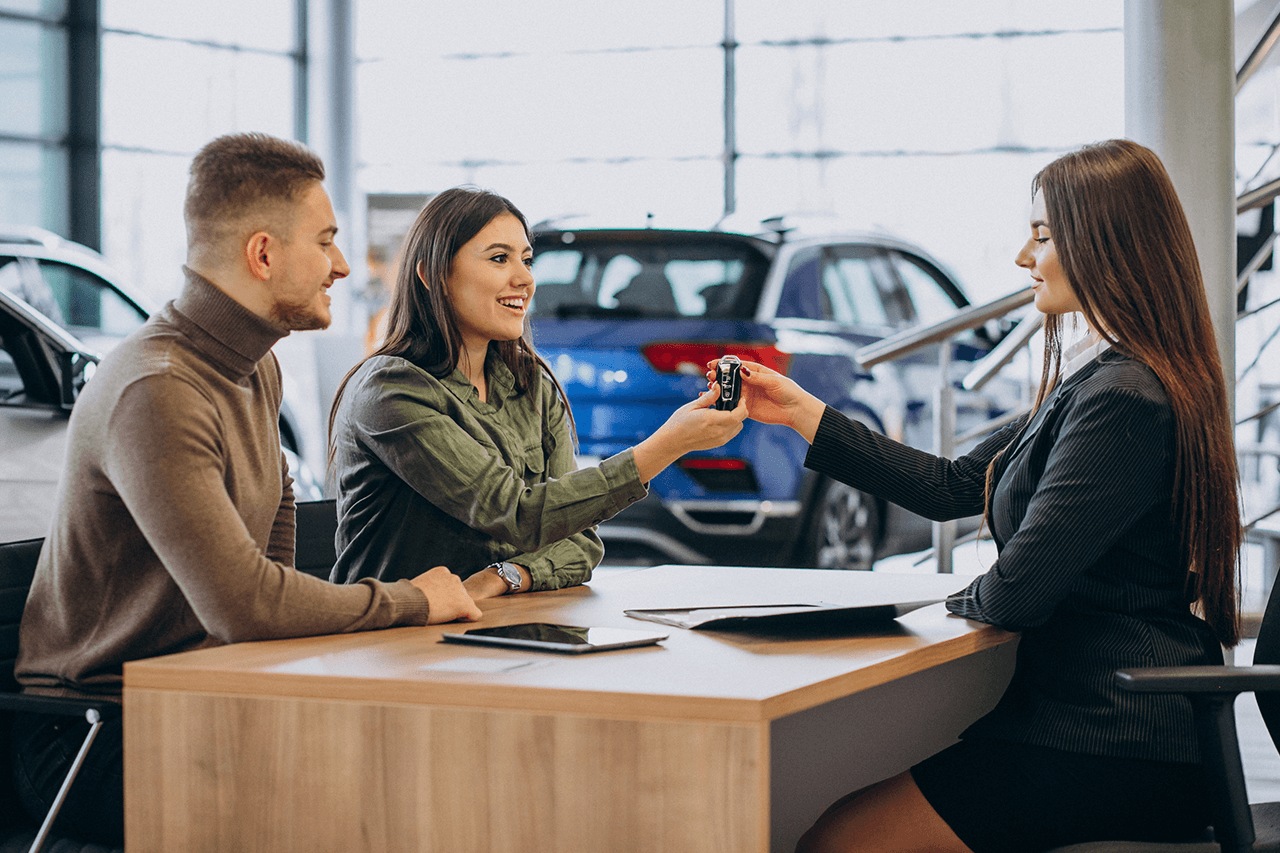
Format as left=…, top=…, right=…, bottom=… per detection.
left=803, top=478, right=880, bottom=571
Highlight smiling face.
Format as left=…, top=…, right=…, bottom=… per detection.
left=1016, top=190, right=1082, bottom=317
left=445, top=211, right=535, bottom=353
left=268, top=181, right=350, bottom=330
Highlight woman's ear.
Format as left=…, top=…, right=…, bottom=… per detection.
left=416, top=259, right=430, bottom=290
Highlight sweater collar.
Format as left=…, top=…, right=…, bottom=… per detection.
left=169, top=266, right=287, bottom=379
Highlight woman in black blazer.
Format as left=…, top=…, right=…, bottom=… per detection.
left=740, top=139, right=1242, bottom=853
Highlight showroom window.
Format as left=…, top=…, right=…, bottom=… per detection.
left=99, top=0, right=302, bottom=304
left=0, top=1, right=72, bottom=238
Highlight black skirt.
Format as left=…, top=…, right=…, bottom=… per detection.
left=910, top=737, right=1212, bottom=853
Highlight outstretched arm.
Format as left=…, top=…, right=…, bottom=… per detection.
left=351, top=363, right=747, bottom=554
left=726, top=359, right=1018, bottom=522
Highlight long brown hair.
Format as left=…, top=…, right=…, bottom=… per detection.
left=328, top=187, right=575, bottom=461
left=1002, top=139, right=1241, bottom=645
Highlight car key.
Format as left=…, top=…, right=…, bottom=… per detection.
left=714, top=355, right=742, bottom=411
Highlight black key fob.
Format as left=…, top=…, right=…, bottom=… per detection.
left=715, top=355, right=742, bottom=411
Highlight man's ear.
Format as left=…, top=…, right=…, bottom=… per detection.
left=245, top=231, right=274, bottom=281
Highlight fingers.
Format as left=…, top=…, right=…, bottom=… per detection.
left=412, top=565, right=484, bottom=623
left=689, top=386, right=721, bottom=410
left=705, top=359, right=776, bottom=377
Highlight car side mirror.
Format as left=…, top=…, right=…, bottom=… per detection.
left=56, top=349, right=98, bottom=410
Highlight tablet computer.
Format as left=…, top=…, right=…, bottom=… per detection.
left=440, top=622, right=668, bottom=654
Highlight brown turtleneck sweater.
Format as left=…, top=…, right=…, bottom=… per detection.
left=16, top=268, right=431, bottom=701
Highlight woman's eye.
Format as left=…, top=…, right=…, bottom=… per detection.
left=1036, top=237, right=1051, bottom=245
left=523, top=257, right=534, bottom=268
left=490, top=253, right=507, bottom=263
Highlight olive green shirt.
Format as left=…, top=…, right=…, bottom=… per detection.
left=330, top=350, right=647, bottom=588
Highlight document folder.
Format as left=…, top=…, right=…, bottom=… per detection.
left=624, top=599, right=942, bottom=631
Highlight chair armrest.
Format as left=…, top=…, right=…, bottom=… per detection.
left=0, top=691, right=121, bottom=719
left=1115, top=664, right=1280, bottom=694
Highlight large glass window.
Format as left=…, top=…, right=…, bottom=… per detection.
left=0, top=2, right=67, bottom=15
left=0, top=17, right=66, bottom=138
left=0, top=7, right=70, bottom=236
left=101, top=0, right=294, bottom=52
left=102, top=35, right=295, bottom=153
left=98, top=0, right=301, bottom=305
left=0, top=142, right=68, bottom=235
left=357, top=1, right=725, bottom=225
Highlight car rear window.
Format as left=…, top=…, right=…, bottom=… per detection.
left=530, top=234, right=770, bottom=320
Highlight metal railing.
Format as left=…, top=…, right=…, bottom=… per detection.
left=854, top=287, right=1035, bottom=573
left=864, top=181, right=1280, bottom=575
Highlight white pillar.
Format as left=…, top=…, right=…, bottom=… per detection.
left=1124, top=0, right=1236, bottom=412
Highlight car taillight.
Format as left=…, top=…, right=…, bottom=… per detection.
left=677, top=457, right=760, bottom=492
left=640, top=342, right=791, bottom=376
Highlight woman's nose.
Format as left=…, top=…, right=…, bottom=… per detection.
left=1015, top=243, right=1033, bottom=269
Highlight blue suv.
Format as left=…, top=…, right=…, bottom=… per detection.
left=529, top=220, right=1010, bottom=569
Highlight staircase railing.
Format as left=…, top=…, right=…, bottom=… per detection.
left=854, top=287, right=1035, bottom=572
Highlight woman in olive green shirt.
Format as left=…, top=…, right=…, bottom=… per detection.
left=327, top=187, right=745, bottom=599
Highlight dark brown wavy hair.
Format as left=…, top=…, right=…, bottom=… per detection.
left=327, top=187, right=574, bottom=461
left=999, top=139, right=1241, bottom=645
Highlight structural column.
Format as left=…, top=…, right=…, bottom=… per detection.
left=1124, top=0, right=1236, bottom=412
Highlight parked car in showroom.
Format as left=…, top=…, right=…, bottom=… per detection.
left=529, top=217, right=1013, bottom=569
left=0, top=227, right=322, bottom=541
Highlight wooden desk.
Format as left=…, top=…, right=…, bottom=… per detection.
left=124, top=566, right=1017, bottom=852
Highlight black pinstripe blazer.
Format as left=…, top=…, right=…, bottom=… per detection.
left=805, top=349, right=1221, bottom=763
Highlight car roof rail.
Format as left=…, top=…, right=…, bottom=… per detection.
left=0, top=225, right=67, bottom=249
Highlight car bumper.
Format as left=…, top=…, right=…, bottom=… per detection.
left=595, top=491, right=807, bottom=567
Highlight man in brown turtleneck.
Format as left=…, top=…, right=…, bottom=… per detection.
left=10, top=133, right=481, bottom=845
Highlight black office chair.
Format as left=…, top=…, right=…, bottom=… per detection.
left=1049, top=580, right=1280, bottom=853
left=294, top=498, right=338, bottom=580
left=0, top=537, right=122, bottom=853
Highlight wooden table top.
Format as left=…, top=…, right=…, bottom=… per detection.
left=124, top=565, right=1014, bottom=724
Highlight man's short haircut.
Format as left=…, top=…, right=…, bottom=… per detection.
left=184, top=132, right=325, bottom=261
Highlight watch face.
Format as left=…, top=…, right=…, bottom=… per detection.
left=496, top=562, right=521, bottom=589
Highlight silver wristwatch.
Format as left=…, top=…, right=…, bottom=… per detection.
left=488, top=561, right=522, bottom=592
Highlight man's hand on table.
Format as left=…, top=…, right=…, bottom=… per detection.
left=409, top=565, right=483, bottom=623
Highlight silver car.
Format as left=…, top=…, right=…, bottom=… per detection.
left=0, top=227, right=322, bottom=541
